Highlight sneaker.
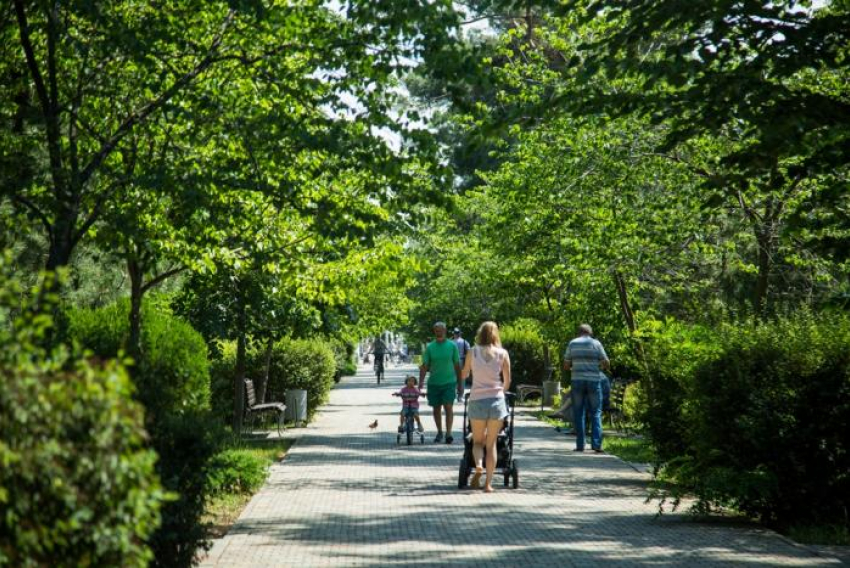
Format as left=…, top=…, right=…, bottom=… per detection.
left=593, top=448, right=604, bottom=454
left=445, top=435, right=454, bottom=444
left=434, top=432, right=444, bottom=443
left=573, top=447, right=585, bottom=452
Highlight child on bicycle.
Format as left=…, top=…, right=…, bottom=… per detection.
left=393, top=375, right=425, bottom=433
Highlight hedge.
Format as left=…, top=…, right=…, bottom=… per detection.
left=500, top=320, right=555, bottom=388
left=210, top=336, right=337, bottom=425
left=265, top=337, right=336, bottom=420
left=0, top=260, right=163, bottom=567
left=66, top=299, right=219, bottom=567
left=643, top=314, right=850, bottom=529
left=67, top=298, right=211, bottom=423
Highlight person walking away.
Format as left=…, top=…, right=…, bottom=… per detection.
left=420, top=322, right=462, bottom=443
left=452, top=327, right=471, bottom=402
left=563, top=324, right=610, bottom=453
left=461, top=321, right=511, bottom=493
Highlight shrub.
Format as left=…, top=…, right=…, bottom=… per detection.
left=209, top=336, right=337, bottom=424
left=67, top=298, right=218, bottom=567
left=500, top=320, right=554, bottom=388
left=327, top=337, right=356, bottom=383
left=147, top=411, right=221, bottom=568
left=629, top=318, right=723, bottom=463
left=0, top=260, right=163, bottom=568
left=621, top=380, right=646, bottom=425
left=665, top=313, right=850, bottom=528
left=266, top=337, right=337, bottom=420
left=206, top=449, right=267, bottom=495
left=67, top=298, right=211, bottom=423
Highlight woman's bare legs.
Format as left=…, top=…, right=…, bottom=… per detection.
left=470, top=419, right=486, bottom=487
left=483, top=419, right=502, bottom=492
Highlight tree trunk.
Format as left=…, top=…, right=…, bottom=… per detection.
left=127, top=256, right=144, bottom=363
left=754, top=224, right=776, bottom=316
left=233, top=292, right=247, bottom=432
left=257, top=336, right=273, bottom=404
left=613, top=270, right=636, bottom=334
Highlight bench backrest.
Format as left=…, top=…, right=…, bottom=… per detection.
left=609, top=378, right=627, bottom=409
left=244, top=379, right=257, bottom=408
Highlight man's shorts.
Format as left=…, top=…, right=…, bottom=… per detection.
left=427, top=382, right=457, bottom=407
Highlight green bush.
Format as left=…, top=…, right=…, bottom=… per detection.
left=148, top=411, right=221, bottom=568
left=664, top=313, right=850, bottom=528
left=266, top=337, right=336, bottom=420
left=206, top=449, right=267, bottom=495
left=68, top=298, right=211, bottom=423
left=629, top=318, right=723, bottom=462
left=67, top=298, right=218, bottom=567
left=0, top=261, right=163, bottom=568
left=210, top=336, right=337, bottom=424
left=500, top=320, right=553, bottom=388
left=327, top=337, right=356, bottom=383
left=621, top=380, right=646, bottom=425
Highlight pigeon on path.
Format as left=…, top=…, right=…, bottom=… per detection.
left=368, top=419, right=378, bottom=430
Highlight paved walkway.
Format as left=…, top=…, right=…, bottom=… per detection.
left=202, top=364, right=844, bottom=567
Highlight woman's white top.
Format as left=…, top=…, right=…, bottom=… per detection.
left=470, top=345, right=510, bottom=401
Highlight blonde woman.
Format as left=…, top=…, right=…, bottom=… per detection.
left=461, top=321, right=511, bottom=492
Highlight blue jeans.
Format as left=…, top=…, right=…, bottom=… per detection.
left=572, top=379, right=603, bottom=450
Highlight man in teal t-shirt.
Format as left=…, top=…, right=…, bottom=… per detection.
left=419, top=321, right=461, bottom=444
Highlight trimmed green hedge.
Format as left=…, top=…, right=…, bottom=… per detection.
left=206, top=449, right=267, bottom=495
left=67, top=299, right=211, bottom=423
left=210, top=336, right=337, bottom=425
left=266, top=337, right=336, bottom=420
left=0, top=353, right=164, bottom=568
left=500, top=320, right=554, bottom=388
left=66, top=298, right=218, bottom=567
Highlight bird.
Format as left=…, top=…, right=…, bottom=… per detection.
left=368, top=419, right=378, bottom=430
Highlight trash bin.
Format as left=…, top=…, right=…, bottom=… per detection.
left=285, top=389, right=307, bottom=426
left=542, top=380, right=561, bottom=407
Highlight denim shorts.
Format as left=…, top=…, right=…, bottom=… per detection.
left=468, top=397, right=508, bottom=421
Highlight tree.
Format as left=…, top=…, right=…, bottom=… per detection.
left=561, top=0, right=850, bottom=312
left=2, top=0, right=461, bottom=282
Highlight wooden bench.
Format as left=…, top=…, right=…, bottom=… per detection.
left=243, top=379, right=286, bottom=436
left=603, top=377, right=628, bottom=432
left=515, top=384, right=544, bottom=403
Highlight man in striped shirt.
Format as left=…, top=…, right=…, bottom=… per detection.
left=563, top=324, right=610, bottom=453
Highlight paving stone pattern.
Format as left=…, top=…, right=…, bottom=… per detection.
left=201, top=365, right=844, bottom=567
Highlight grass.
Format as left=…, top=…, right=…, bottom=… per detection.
left=602, top=436, right=655, bottom=464
left=532, top=410, right=655, bottom=464
left=786, top=523, right=850, bottom=546
left=202, top=436, right=295, bottom=538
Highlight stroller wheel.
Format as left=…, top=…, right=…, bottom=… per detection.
left=396, top=435, right=401, bottom=444
left=458, top=459, right=468, bottom=489
left=420, top=435, right=425, bottom=444
left=511, top=459, right=519, bottom=489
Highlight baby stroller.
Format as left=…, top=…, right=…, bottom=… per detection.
left=457, top=392, right=519, bottom=489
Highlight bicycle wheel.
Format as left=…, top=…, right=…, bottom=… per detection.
left=406, top=422, right=413, bottom=445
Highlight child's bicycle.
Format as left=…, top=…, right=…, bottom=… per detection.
left=392, top=389, right=426, bottom=445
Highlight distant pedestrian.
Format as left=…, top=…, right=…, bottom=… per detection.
left=563, top=324, right=610, bottom=453
left=452, top=327, right=471, bottom=402
left=420, top=322, right=462, bottom=444
left=461, top=321, right=511, bottom=492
